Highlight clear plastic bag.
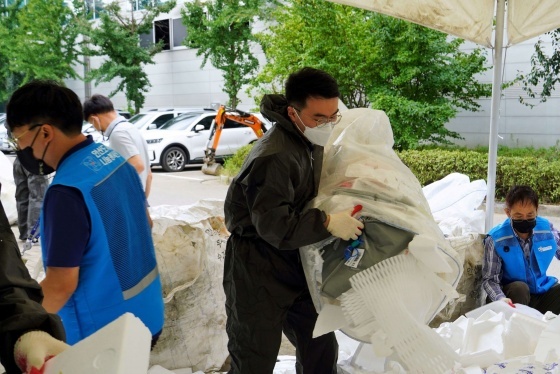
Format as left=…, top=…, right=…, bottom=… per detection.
left=300, top=108, right=463, bottom=345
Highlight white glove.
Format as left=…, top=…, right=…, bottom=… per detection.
left=327, top=208, right=364, bottom=240
left=500, top=297, right=516, bottom=308
left=14, top=331, right=69, bottom=374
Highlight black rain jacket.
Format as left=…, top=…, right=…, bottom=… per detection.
left=224, top=94, right=331, bottom=253
left=0, top=188, right=65, bottom=374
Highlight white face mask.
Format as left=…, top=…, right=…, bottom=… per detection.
left=303, top=123, right=334, bottom=146
left=293, top=110, right=335, bottom=146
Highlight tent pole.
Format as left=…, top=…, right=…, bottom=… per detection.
left=485, top=0, right=506, bottom=232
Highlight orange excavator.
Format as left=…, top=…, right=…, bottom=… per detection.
left=201, top=105, right=266, bottom=175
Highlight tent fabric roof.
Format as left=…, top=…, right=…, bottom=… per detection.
left=326, top=0, right=560, bottom=48
left=508, top=0, right=560, bottom=46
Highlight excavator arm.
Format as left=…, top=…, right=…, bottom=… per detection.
left=202, top=105, right=266, bottom=175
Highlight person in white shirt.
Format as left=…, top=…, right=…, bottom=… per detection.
left=83, top=95, right=152, bottom=198
left=84, top=95, right=153, bottom=227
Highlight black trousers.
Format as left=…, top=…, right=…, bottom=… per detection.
left=13, top=157, right=48, bottom=239
left=223, top=238, right=338, bottom=374
left=503, top=281, right=560, bottom=315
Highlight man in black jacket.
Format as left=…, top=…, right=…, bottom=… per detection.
left=223, top=67, right=363, bottom=373
left=0, top=185, right=67, bottom=374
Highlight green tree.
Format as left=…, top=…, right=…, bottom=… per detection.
left=517, top=29, right=560, bottom=106
left=0, top=0, right=79, bottom=104
left=253, top=0, right=491, bottom=149
left=182, top=0, right=263, bottom=108
left=0, top=0, right=23, bottom=104
left=7, top=0, right=81, bottom=85
left=82, top=0, right=176, bottom=114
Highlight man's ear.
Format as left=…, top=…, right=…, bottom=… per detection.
left=287, top=107, right=296, bottom=123
left=42, top=124, right=55, bottom=140
left=504, top=207, right=511, bottom=218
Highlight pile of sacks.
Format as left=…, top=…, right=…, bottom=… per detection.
left=148, top=200, right=230, bottom=372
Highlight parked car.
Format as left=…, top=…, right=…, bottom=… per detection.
left=81, top=122, right=104, bottom=143
left=116, top=109, right=131, bottom=119
left=0, top=115, right=13, bottom=153
left=129, top=108, right=212, bottom=132
left=143, top=109, right=268, bottom=172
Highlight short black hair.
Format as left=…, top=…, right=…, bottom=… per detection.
left=505, top=185, right=539, bottom=210
left=285, top=67, right=339, bottom=109
left=6, top=80, right=83, bottom=135
left=83, top=94, right=115, bottom=121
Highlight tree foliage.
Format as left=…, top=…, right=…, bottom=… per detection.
left=252, top=0, right=491, bottom=149
left=81, top=0, right=176, bottom=114
left=517, top=29, right=560, bottom=107
left=0, top=0, right=80, bottom=103
left=0, top=0, right=23, bottom=103
left=182, top=0, right=264, bottom=108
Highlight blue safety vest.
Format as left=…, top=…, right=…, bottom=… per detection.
left=42, top=142, right=164, bottom=344
left=488, top=217, right=557, bottom=294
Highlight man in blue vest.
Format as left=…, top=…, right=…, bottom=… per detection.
left=482, top=185, right=560, bottom=314
left=5, top=80, right=164, bottom=346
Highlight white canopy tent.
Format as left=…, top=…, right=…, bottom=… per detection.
left=326, top=0, right=560, bottom=230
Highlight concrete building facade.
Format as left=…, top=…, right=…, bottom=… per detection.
left=64, top=1, right=560, bottom=148
left=65, top=0, right=266, bottom=113
left=446, top=35, right=560, bottom=149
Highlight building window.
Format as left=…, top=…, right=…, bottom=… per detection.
left=4, top=0, right=27, bottom=6
left=154, top=19, right=170, bottom=51
left=172, top=18, right=186, bottom=48
left=140, top=18, right=186, bottom=51
left=133, top=0, right=169, bottom=11
left=139, top=29, right=154, bottom=49
left=85, top=0, right=104, bottom=20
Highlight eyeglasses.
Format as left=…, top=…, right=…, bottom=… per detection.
left=8, top=124, right=42, bottom=150
left=292, top=107, right=342, bottom=128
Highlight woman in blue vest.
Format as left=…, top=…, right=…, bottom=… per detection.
left=482, top=185, right=560, bottom=314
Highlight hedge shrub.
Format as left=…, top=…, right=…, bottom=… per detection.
left=399, top=149, right=560, bottom=203
left=222, top=146, right=560, bottom=204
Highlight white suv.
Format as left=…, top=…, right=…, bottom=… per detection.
left=129, top=108, right=205, bottom=132
left=142, top=109, right=268, bottom=172
left=0, top=115, right=12, bottom=153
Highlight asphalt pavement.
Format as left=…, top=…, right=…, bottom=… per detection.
left=149, top=166, right=560, bottom=229
left=149, top=166, right=230, bottom=206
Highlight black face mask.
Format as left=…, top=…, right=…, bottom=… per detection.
left=15, top=128, right=55, bottom=176
left=511, top=218, right=537, bottom=234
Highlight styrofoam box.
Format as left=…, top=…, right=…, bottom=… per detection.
left=45, top=313, right=151, bottom=374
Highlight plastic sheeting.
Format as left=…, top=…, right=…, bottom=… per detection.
left=300, top=108, right=463, bottom=369
left=325, top=0, right=560, bottom=48
left=423, top=173, right=488, bottom=326
left=0, top=151, right=17, bottom=224
left=430, top=233, right=486, bottom=328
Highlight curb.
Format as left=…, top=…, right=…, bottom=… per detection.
left=480, top=202, right=560, bottom=217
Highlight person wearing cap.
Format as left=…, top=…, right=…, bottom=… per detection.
left=5, top=80, right=164, bottom=347
left=223, top=67, right=363, bottom=373
left=482, top=185, right=560, bottom=314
